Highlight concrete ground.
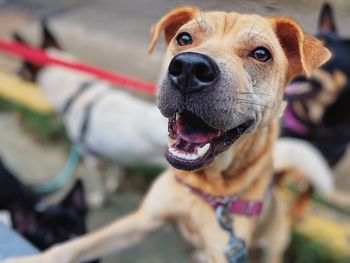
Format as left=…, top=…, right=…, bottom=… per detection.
left=0, top=0, right=350, bottom=262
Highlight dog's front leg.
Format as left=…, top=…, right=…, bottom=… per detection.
left=61, top=209, right=166, bottom=262
left=83, top=154, right=108, bottom=208
left=3, top=209, right=165, bottom=263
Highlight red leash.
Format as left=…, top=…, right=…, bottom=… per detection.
left=0, top=40, right=157, bottom=95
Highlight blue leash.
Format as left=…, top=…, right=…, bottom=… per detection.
left=31, top=145, right=80, bottom=194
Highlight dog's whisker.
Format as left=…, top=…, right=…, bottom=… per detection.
left=233, top=111, right=250, bottom=123
left=235, top=91, right=272, bottom=97
left=251, top=28, right=269, bottom=39
left=232, top=111, right=249, bottom=137
left=200, top=11, right=208, bottom=28
left=239, top=102, right=272, bottom=110
left=237, top=99, right=272, bottom=107
left=236, top=99, right=273, bottom=109
left=195, top=17, right=205, bottom=32
left=232, top=109, right=250, bottom=121
left=248, top=20, right=257, bottom=36
left=199, top=11, right=204, bottom=23
left=195, top=17, right=202, bottom=30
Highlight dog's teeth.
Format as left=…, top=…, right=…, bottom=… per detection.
left=176, top=112, right=180, bottom=121
left=168, top=138, right=177, bottom=147
left=197, top=143, right=210, bottom=157
left=169, top=147, right=199, bottom=161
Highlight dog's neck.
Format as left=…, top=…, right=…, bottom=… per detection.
left=175, top=120, right=279, bottom=199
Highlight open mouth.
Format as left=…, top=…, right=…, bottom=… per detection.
left=285, top=77, right=322, bottom=100
left=166, top=111, right=254, bottom=171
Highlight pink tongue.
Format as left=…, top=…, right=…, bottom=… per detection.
left=285, top=83, right=302, bottom=96
left=177, top=113, right=219, bottom=144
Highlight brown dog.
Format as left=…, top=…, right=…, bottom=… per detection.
left=4, top=7, right=330, bottom=263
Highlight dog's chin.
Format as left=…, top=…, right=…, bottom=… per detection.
left=165, top=111, right=254, bottom=171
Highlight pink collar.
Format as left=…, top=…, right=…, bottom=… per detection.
left=175, top=175, right=263, bottom=217
left=283, top=105, right=309, bottom=135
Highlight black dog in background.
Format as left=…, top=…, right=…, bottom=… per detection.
left=0, top=158, right=98, bottom=262
left=282, top=3, right=350, bottom=166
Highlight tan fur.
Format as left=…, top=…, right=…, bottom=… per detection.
left=4, top=7, right=330, bottom=263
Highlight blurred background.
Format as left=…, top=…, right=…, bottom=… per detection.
left=0, top=0, right=350, bottom=262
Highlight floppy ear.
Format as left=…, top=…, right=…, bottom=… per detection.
left=272, top=17, right=331, bottom=81
left=148, top=6, right=199, bottom=53
left=318, top=3, right=337, bottom=34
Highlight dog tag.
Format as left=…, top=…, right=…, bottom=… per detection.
left=216, top=205, right=248, bottom=263
left=225, top=236, right=248, bottom=263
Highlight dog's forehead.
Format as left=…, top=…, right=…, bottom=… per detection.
left=190, top=11, right=277, bottom=40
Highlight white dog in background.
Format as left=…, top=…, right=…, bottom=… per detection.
left=39, top=66, right=168, bottom=207
left=15, top=22, right=168, bottom=208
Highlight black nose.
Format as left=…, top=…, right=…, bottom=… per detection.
left=168, top=52, right=219, bottom=93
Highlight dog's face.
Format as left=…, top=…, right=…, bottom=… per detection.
left=285, top=69, right=346, bottom=123
left=151, top=7, right=329, bottom=170
left=149, top=7, right=330, bottom=171
left=285, top=3, right=349, bottom=123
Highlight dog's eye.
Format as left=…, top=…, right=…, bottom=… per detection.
left=175, top=32, right=193, bottom=46
left=251, top=47, right=272, bottom=62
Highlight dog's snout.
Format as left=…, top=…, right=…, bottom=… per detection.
left=168, top=52, right=219, bottom=93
